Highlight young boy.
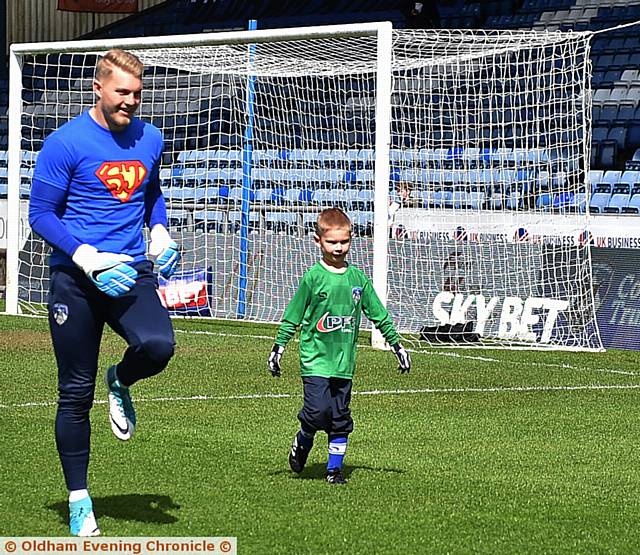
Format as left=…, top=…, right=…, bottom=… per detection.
left=268, top=208, right=411, bottom=484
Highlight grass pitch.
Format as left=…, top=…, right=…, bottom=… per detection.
left=1, top=313, right=640, bottom=554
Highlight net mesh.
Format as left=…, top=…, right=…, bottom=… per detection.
left=10, top=27, right=602, bottom=350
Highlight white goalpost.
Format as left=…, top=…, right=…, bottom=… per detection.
left=5, top=23, right=603, bottom=351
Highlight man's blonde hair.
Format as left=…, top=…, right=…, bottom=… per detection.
left=95, top=49, right=144, bottom=81
left=315, top=207, right=352, bottom=236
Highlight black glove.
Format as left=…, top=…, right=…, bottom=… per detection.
left=268, top=344, right=285, bottom=377
left=392, top=343, right=411, bottom=374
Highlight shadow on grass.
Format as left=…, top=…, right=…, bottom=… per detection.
left=48, top=494, right=180, bottom=525
left=271, top=462, right=404, bottom=481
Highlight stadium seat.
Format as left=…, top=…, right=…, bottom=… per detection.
left=599, top=141, right=618, bottom=169
left=265, top=212, right=297, bottom=234
left=302, top=212, right=319, bottom=234
left=356, top=189, right=374, bottom=211
left=254, top=188, right=272, bottom=205
left=299, top=189, right=315, bottom=204
left=573, top=190, right=587, bottom=213
left=468, top=185, right=486, bottom=209
left=285, top=187, right=302, bottom=205
left=506, top=186, right=523, bottom=210
left=168, top=209, right=189, bottom=229
left=604, top=184, right=630, bottom=213
left=271, top=186, right=286, bottom=205
left=351, top=211, right=373, bottom=237
left=194, top=209, right=225, bottom=233
left=589, top=184, right=611, bottom=213
left=536, top=192, right=552, bottom=211
left=627, top=124, right=640, bottom=149
left=0, top=167, right=7, bottom=198
left=588, top=170, right=604, bottom=191
left=622, top=192, right=640, bottom=214
left=228, top=210, right=260, bottom=233
left=414, top=189, right=433, bottom=208
left=452, top=186, right=470, bottom=209
left=552, top=192, right=575, bottom=212
left=607, top=126, right=627, bottom=151
left=602, top=170, right=622, bottom=185
left=619, top=170, right=640, bottom=185
left=433, top=186, right=454, bottom=208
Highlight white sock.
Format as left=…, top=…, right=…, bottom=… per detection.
left=69, top=489, right=89, bottom=503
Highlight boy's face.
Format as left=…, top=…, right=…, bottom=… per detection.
left=315, top=226, right=352, bottom=267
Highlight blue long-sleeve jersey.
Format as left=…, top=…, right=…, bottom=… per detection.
left=29, top=111, right=167, bottom=267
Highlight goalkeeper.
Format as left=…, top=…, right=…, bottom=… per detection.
left=28, top=49, right=180, bottom=536
left=268, top=208, right=410, bottom=485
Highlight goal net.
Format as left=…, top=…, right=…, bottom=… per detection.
left=6, top=24, right=602, bottom=351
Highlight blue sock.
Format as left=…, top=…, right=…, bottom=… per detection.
left=327, top=435, right=348, bottom=471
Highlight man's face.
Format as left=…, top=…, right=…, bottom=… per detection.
left=93, top=65, right=142, bottom=131
left=315, top=226, right=352, bottom=267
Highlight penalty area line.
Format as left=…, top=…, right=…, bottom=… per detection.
left=2, top=383, right=640, bottom=410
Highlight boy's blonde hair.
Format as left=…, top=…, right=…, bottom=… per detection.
left=315, top=207, right=352, bottom=236
left=95, top=49, right=144, bottom=81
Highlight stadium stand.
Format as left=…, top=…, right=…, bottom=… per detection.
left=4, top=0, right=640, bottom=223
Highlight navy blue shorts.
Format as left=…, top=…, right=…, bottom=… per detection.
left=298, top=376, right=354, bottom=436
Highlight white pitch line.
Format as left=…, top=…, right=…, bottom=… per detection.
left=2, top=383, right=640, bottom=410
left=174, top=329, right=640, bottom=377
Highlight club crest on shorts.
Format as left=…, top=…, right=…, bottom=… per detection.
left=52, top=303, right=69, bottom=325
left=352, top=287, right=362, bottom=305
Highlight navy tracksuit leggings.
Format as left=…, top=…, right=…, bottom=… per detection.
left=48, top=261, right=174, bottom=490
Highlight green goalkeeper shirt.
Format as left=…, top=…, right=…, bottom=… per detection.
left=275, top=261, right=400, bottom=379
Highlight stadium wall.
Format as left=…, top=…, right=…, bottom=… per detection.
left=6, top=0, right=166, bottom=50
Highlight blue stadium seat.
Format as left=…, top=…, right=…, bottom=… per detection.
left=228, top=210, right=260, bottom=233
left=168, top=209, right=189, bottom=229
left=588, top=170, right=604, bottom=191
left=285, top=187, right=302, bottom=204
left=602, top=170, right=622, bottom=184
left=314, top=189, right=339, bottom=207
left=622, top=191, right=640, bottom=213
left=433, top=186, right=453, bottom=208
left=574, top=190, right=587, bottom=213
left=452, top=186, right=470, bottom=209
left=351, top=211, right=373, bottom=236
left=536, top=192, right=552, bottom=211
left=356, top=189, right=374, bottom=210
left=194, top=209, right=225, bottom=233
left=599, top=141, right=617, bottom=169
left=607, top=126, right=627, bottom=150
left=265, top=212, right=297, bottom=234
left=468, top=185, right=486, bottom=210
left=627, top=123, right=640, bottom=149
left=254, top=188, right=272, bottom=205
left=552, top=192, right=575, bottom=212
left=506, top=186, right=523, bottom=210
left=589, top=184, right=611, bottom=213
left=619, top=170, right=640, bottom=185
left=604, top=184, right=630, bottom=213
left=299, top=189, right=315, bottom=204
left=0, top=174, right=7, bottom=199
left=414, top=190, right=433, bottom=208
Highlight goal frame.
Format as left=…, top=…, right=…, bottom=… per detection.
left=5, top=23, right=602, bottom=352
left=5, top=22, right=394, bottom=348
